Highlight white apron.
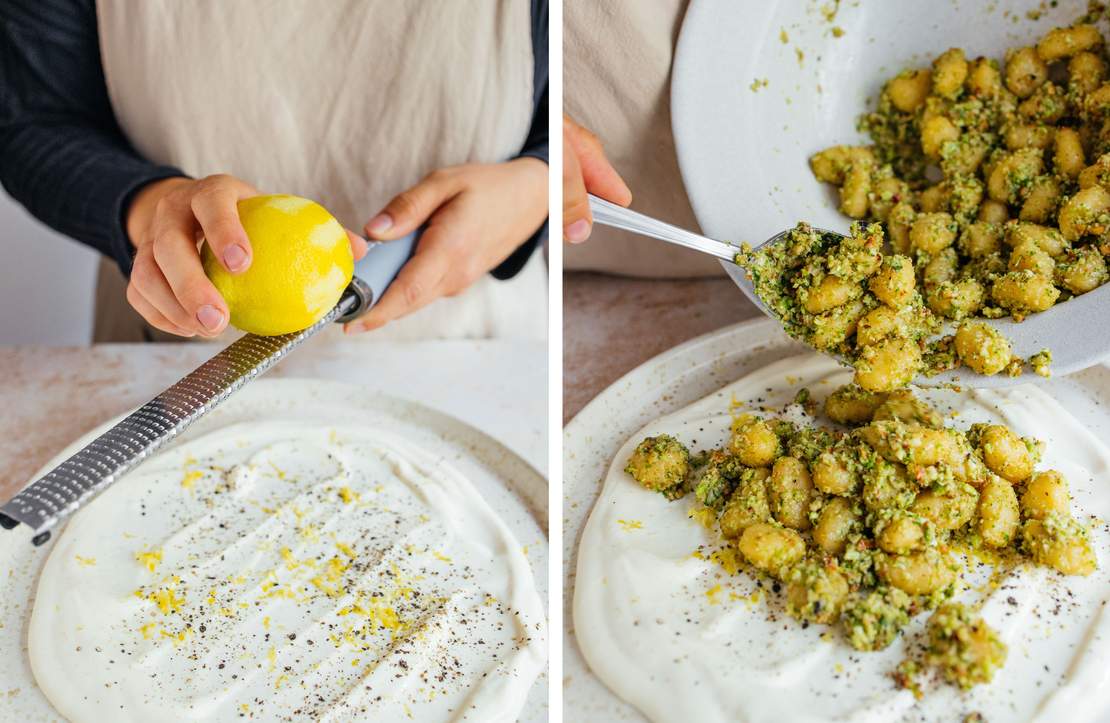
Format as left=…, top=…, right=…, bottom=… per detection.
left=564, top=0, right=723, bottom=278
left=94, top=0, right=545, bottom=342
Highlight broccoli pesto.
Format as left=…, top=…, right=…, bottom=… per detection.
left=736, top=222, right=1029, bottom=388
left=923, top=603, right=1008, bottom=689
left=1030, top=348, right=1053, bottom=377
left=785, top=559, right=850, bottom=625
left=623, top=384, right=1097, bottom=692
left=692, top=449, right=746, bottom=510
left=624, top=434, right=690, bottom=499
left=841, top=586, right=913, bottom=651
left=784, top=18, right=1110, bottom=384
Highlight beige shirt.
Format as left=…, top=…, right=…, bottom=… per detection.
left=94, top=0, right=545, bottom=342
left=564, top=0, right=723, bottom=278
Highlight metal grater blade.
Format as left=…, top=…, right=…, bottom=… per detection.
left=0, top=294, right=356, bottom=545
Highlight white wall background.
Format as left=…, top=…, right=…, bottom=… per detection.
left=0, top=191, right=99, bottom=345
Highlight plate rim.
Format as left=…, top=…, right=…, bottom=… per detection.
left=9, top=376, right=548, bottom=529
left=562, top=316, right=792, bottom=722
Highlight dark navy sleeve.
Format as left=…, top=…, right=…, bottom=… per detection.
left=491, top=0, right=548, bottom=281
left=0, top=0, right=185, bottom=276
left=516, top=0, right=549, bottom=167
left=0, top=0, right=545, bottom=282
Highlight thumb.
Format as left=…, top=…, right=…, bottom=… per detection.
left=364, top=170, right=461, bottom=241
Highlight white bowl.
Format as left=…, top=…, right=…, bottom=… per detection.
left=671, top=0, right=1110, bottom=385
left=672, top=0, right=1082, bottom=245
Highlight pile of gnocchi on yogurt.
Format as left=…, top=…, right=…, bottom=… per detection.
left=624, top=11, right=1109, bottom=697
left=745, top=13, right=1110, bottom=386
left=625, top=384, right=1097, bottom=691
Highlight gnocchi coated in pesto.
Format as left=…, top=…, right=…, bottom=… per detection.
left=749, top=17, right=1110, bottom=384
left=624, top=384, right=1098, bottom=690
left=738, top=222, right=1027, bottom=386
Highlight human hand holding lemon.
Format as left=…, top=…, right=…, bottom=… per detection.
left=126, top=160, right=548, bottom=339
left=202, top=195, right=354, bottom=335
left=124, top=174, right=367, bottom=337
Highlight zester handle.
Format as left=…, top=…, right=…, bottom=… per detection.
left=337, top=230, right=419, bottom=323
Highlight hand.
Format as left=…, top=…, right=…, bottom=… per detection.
left=563, top=114, right=631, bottom=243
left=346, top=157, right=548, bottom=333
left=124, top=174, right=368, bottom=337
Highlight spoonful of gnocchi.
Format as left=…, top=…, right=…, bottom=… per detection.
left=588, top=193, right=1110, bottom=391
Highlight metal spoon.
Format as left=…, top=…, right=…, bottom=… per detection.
left=588, top=193, right=1110, bottom=388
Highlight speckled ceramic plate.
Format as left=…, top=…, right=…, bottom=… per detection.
left=671, top=0, right=1110, bottom=383
left=562, top=316, right=1110, bottom=721
left=0, top=379, right=548, bottom=723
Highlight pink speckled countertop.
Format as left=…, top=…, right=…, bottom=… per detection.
left=0, top=340, right=547, bottom=503
left=563, top=272, right=760, bottom=423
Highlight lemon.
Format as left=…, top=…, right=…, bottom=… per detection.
left=202, top=194, right=353, bottom=336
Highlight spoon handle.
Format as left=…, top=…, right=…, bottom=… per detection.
left=587, top=194, right=739, bottom=262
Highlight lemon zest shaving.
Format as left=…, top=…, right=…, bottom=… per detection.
left=134, top=548, right=163, bottom=573
left=180, top=470, right=203, bottom=489
left=144, top=576, right=185, bottom=614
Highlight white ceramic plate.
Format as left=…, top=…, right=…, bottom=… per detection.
left=671, top=0, right=1110, bottom=384
left=562, top=316, right=1110, bottom=721
left=0, top=379, right=549, bottom=723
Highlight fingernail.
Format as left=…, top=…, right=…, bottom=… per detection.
left=223, top=245, right=249, bottom=272
left=197, top=305, right=224, bottom=331
left=565, top=219, right=591, bottom=243
left=366, top=213, right=393, bottom=235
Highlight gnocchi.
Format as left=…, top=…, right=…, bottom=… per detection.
left=737, top=522, right=806, bottom=577
left=1020, top=469, right=1069, bottom=520
left=631, top=17, right=1109, bottom=693
left=797, top=21, right=1110, bottom=381
left=625, top=373, right=1097, bottom=689
left=954, top=321, right=1012, bottom=376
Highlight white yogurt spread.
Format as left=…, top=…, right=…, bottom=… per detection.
left=30, top=420, right=545, bottom=722
left=574, top=354, right=1110, bottom=723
